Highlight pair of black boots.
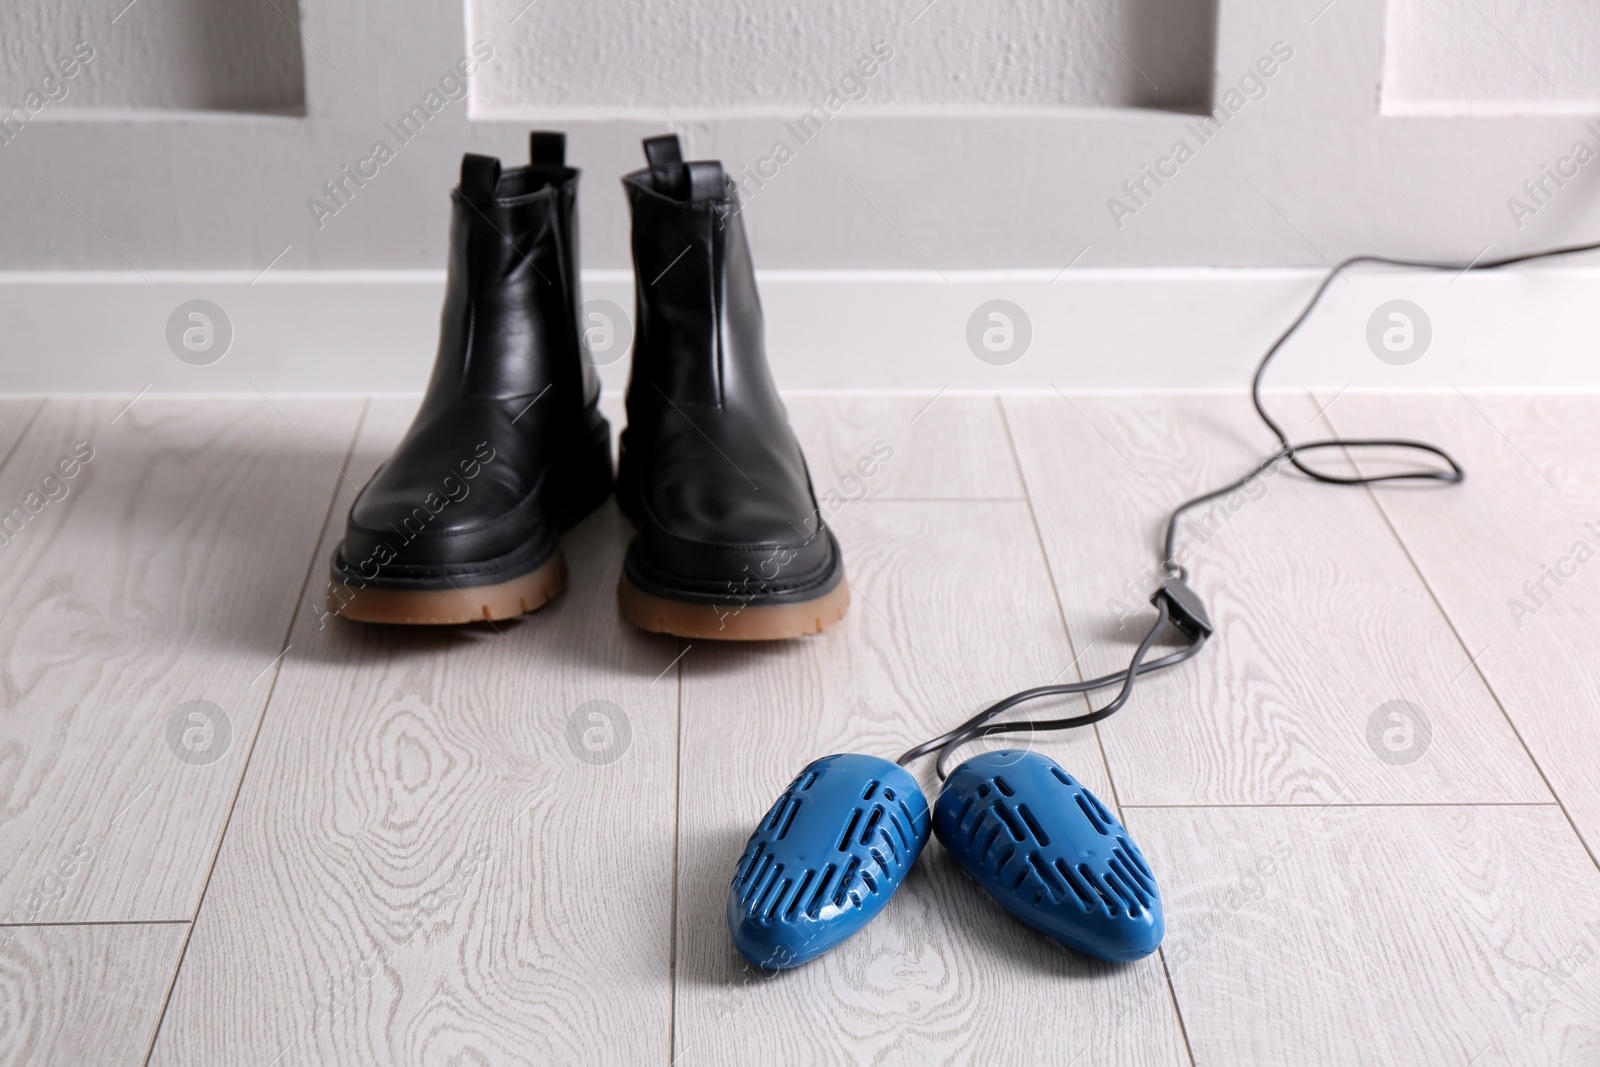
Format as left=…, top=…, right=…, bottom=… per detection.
left=325, top=133, right=848, bottom=641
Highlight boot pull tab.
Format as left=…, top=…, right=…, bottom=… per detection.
left=459, top=153, right=501, bottom=197
left=686, top=161, right=727, bottom=202
left=642, top=134, right=682, bottom=169
left=529, top=131, right=565, bottom=166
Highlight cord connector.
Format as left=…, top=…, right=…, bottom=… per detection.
left=1152, top=578, right=1212, bottom=641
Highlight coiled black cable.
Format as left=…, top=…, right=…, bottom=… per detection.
left=900, top=238, right=1600, bottom=779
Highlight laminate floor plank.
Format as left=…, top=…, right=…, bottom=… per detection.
left=1321, top=393, right=1600, bottom=856
left=671, top=499, right=1188, bottom=1066
left=0, top=398, right=362, bottom=922
left=0, top=922, right=188, bottom=1067
left=1003, top=394, right=1548, bottom=806
left=7, top=390, right=1595, bottom=1066
left=785, top=394, right=1024, bottom=501
left=1133, top=804, right=1600, bottom=1065
left=1439, top=394, right=1600, bottom=517
left=149, top=398, right=681, bottom=1065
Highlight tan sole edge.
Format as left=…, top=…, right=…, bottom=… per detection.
left=617, top=574, right=850, bottom=641
left=330, top=553, right=568, bottom=625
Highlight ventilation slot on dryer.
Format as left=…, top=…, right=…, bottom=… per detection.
left=1074, top=793, right=1112, bottom=835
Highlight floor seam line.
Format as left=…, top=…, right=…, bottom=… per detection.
left=1315, top=392, right=1600, bottom=875
left=0, top=397, right=48, bottom=482
left=138, top=396, right=371, bottom=1066
left=1003, top=395, right=1197, bottom=1067
left=998, top=398, right=1132, bottom=814
left=0, top=918, right=193, bottom=929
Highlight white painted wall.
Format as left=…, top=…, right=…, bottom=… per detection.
left=0, top=0, right=1597, bottom=273
left=470, top=0, right=1215, bottom=113
left=1383, top=0, right=1600, bottom=115
left=0, top=0, right=305, bottom=113
left=1, top=0, right=1599, bottom=391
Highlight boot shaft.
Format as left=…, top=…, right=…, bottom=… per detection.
left=621, top=135, right=779, bottom=419
left=426, top=134, right=599, bottom=409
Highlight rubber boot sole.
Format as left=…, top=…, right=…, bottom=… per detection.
left=332, top=552, right=568, bottom=625
left=617, top=574, right=849, bottom=641
left=329, top=409, right=611, bottom=627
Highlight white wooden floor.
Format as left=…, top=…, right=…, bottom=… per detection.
left=3, top=392, right=1600, bottom=1065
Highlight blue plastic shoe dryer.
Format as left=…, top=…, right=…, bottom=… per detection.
left=728, top=753, right=930, bottom=969
left=727, top=748, right=1164, bottom=969
left=934, top=750, right=1164, bottom=962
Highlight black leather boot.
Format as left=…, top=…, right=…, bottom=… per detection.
left=326, top=133, right=612, bottom=625
left=615, top=135, right=848, bottom=640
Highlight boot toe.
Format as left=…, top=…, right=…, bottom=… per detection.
left=338, top=486, right=555, bottom=581
left=624, top=508, right=843, bottom=606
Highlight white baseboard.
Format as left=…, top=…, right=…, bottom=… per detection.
left=2, top=266, right=1598, bottom=394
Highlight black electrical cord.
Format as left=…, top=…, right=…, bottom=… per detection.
left=918, top=599, right=1186, bottom=780
left=894, top=621, right=1209, bottom=774
left=899, top=238, right=1600, bottom=779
